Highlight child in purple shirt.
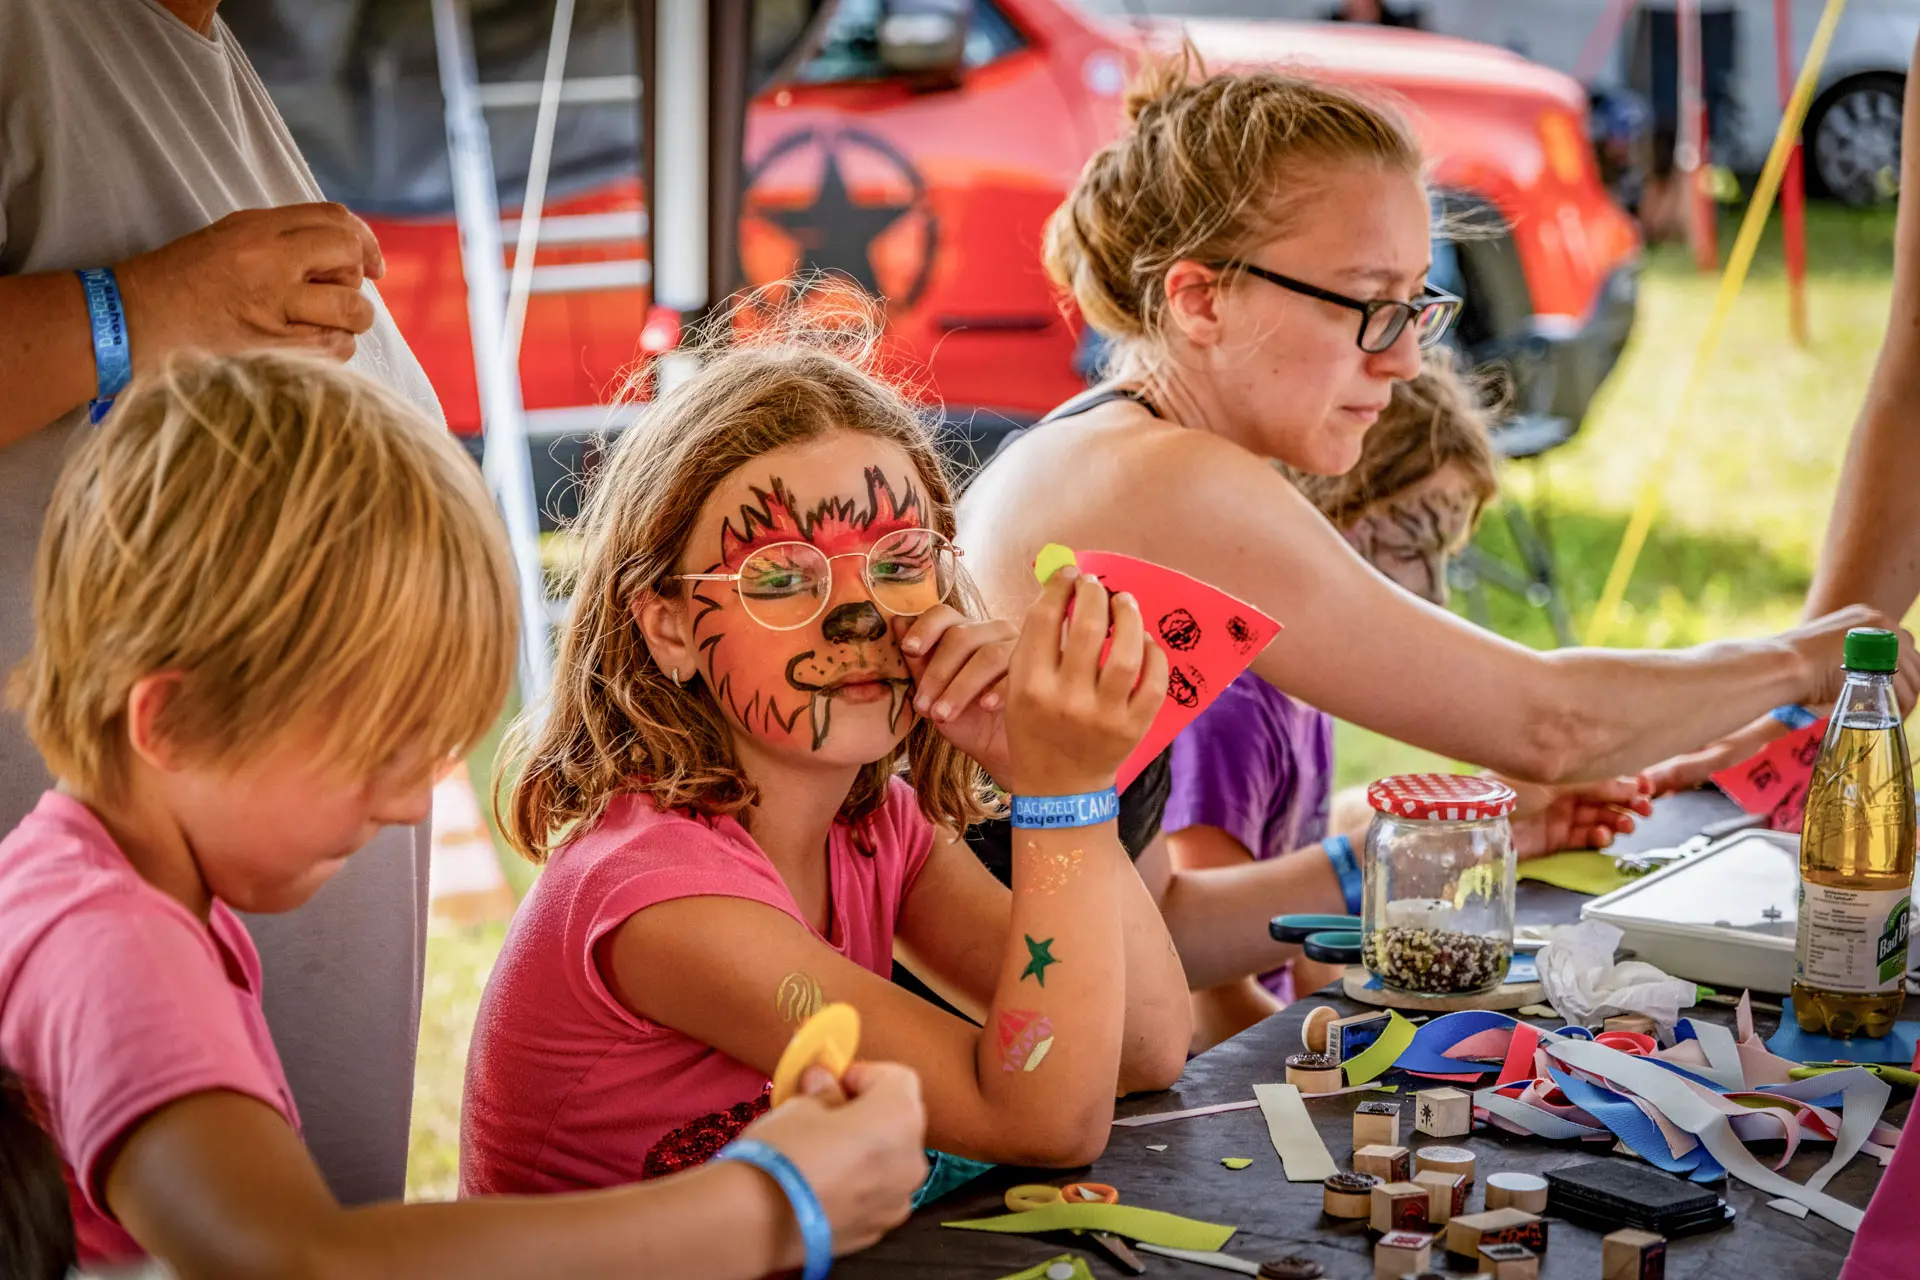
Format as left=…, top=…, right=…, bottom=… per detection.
left=1166, top=365, right=1652, bottom=1049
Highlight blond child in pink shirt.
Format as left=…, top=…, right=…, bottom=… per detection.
left=0, top=351, right=928, bottom=1278
left=461, top=323, right=1193, bottom=1195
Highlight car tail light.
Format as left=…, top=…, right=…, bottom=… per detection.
left=1537, top=109, right=1591, bottom=187
left=640, top=304, right=682, bottom=355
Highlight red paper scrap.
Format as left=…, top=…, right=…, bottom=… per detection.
left=1711, top=719, right=1829, bottom=834
left=1069, top=550, right=1283, bottom=791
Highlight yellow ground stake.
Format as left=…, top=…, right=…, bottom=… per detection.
left=1584, top=0, right=1851, bottom=647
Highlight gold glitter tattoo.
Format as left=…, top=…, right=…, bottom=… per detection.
left=1022, top=842, right=1085, bottom=895
left=775, top=972, right=825, bottom=1024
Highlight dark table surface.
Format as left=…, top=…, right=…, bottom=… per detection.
left=840, top=792, right=1904, bottom=1279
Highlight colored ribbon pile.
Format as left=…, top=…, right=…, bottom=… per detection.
left=1384, top=994, right=1902, bottom=1232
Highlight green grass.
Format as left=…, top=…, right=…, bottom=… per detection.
left=407, top=199, right=1902, bottom=1198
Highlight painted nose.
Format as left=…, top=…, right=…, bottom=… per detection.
left=822, top=601, right=887, bottom=644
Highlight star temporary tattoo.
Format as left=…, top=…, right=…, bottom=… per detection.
left=1020, top=934, right=1059, bottom=987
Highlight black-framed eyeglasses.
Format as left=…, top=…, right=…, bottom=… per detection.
left=1217, top=261, right=1462, bottom=354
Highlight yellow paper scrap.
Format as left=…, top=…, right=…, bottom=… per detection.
left=1033, top=542, right=1078, bottom=584
left=1221, top=1157, right=1253, bottom=1170
left=1342, top=1010, right=1416, bottom=1086
left=1518, top=851, right=1633, bottom=897
left=1252, top=1082, right=1338, bottom=1182
left=995, top=1254, right=1093, bottom=1280
left=942, top=1203, right=1236, bottom=1252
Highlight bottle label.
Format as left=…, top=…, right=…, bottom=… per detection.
left=1795, top=883, right=1912, bottom=993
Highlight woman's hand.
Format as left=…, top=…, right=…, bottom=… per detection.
left=1498, top=773, right=1652, bottom=859
left=1779, top=607, right=1920, bottom=712
left=742, top=1061, right=928, bottom=1260
left=1002, top=567, right=1168, bottom=797
left=894, top=607, right=1016, bottom=781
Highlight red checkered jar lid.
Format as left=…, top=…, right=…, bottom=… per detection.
left=1366, top=773, right=1517, bottom=821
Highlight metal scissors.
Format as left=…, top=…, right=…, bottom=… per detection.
left=1001, top=1182, right=1145, bottom=1274
left=1134, top=1243, right=1262, bottom=1275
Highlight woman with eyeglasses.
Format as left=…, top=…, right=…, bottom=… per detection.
left=956, top=52, right=1912, bottom=993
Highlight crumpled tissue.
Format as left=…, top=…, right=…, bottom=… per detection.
left=1536, top=920, right=1696, bottom=1033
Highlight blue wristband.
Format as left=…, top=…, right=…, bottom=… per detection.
left=1009, top=787, right=1120, bottom=830
left=1770, top=703, right=1819, bottom=731
left=75, top=268, right=132, bottom=424
left=716, top=1138, right=833, bottom=1280
left=1322, top=833, right=1363, bottom=915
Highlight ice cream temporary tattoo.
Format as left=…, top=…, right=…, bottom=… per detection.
left=996, top=1008, right=1056, bottom=1072
left=1020, top=934, right=1059, bottom=987
left=689, top=467, right=925, bottom=750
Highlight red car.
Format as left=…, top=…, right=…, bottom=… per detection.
left=238, top=0, right=1639, bottom=509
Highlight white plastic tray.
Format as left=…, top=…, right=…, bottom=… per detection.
left=1580, top=830, right=1801, bottom=993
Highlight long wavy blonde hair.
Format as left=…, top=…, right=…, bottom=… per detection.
left=500, top=309, right=995, bottom=863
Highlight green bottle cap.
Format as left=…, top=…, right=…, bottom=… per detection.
left=1844, top=627, right=1900, bottom=673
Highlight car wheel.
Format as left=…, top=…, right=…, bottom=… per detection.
left=1807, top=73, right=1904, bottom=206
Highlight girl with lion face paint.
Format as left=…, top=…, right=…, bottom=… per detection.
left=461, top=327, right=1193, bottom=1201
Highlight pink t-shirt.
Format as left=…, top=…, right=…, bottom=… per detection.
left=461, top=778, right=934, bottom=1195
left=0, top=792, right=299, bottom=1265
left=1843, top=1111, right=1920, bottom=1279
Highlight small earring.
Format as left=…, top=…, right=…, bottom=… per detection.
left=671, top=667, right=681, bottom=685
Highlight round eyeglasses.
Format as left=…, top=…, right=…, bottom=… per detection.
left=1218, top=260, right=1462, bottom=354
left=676, top=527, right=962, bottom=631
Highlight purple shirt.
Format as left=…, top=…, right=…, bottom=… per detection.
left=1164, top=674, right=1336, bottom=1001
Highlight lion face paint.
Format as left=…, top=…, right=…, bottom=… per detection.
left=682, top=435, right=930, bottom=765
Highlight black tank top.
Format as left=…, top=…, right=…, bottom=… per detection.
left=981, top=385, right=1163, bottom=474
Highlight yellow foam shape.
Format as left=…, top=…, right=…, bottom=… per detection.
left=770, top=1002, right=860, bottom=1107
left=1221, top=1157, right=1253, bottom=1170
left=1033, top=542, right=1078, bottom=584
left=1518, top=851, right=1632, bottom=898
left=943, top=1202, right=1236, bottom=1251
left=1341, top=1010, right=1417, bottom=1086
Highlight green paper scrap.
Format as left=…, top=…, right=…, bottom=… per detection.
left=1518, top=850, right=1632, bottom=897
left=1221, top=1157, right=1253, bottom=1169
left=1033, top=542, right=1079, bottom=585
left=995, top=1254, right=1093, bottom=1280
left=943, top=1203, right=1236, bottom=1252
left=1342, top=1009, right=1417, bottom=1085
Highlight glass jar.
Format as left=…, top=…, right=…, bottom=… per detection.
left=1359, top=774, right=1517, bottom=997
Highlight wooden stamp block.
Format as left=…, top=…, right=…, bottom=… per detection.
left=1354, top=1099, right=1401, bottom=1147
left=1603, top=1228, right=1667, bottom=1280
left=1322, top=1171, right=1381, bottom=1219
left=1372, top=1230, right=1432, bottom=1280
left=1484, top=1171, right=1548, bottom=1214
left=1413, top=1169, right=1466, bottom=1223
left=1370, top=1180, right=1431, bottom=1233
left=1477, top=1242, right=1539, bottom=1279
left=1445, top=1208, right=1547, bottom=1257
left=1412, top=1144, right=1475, bottom=1183
left=1286, top=1052, right=1345, bottom=1093
left=1413, top=1087, right=1473, bottom=1138
left=1354, top=1144, right=1412, bottom=1181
